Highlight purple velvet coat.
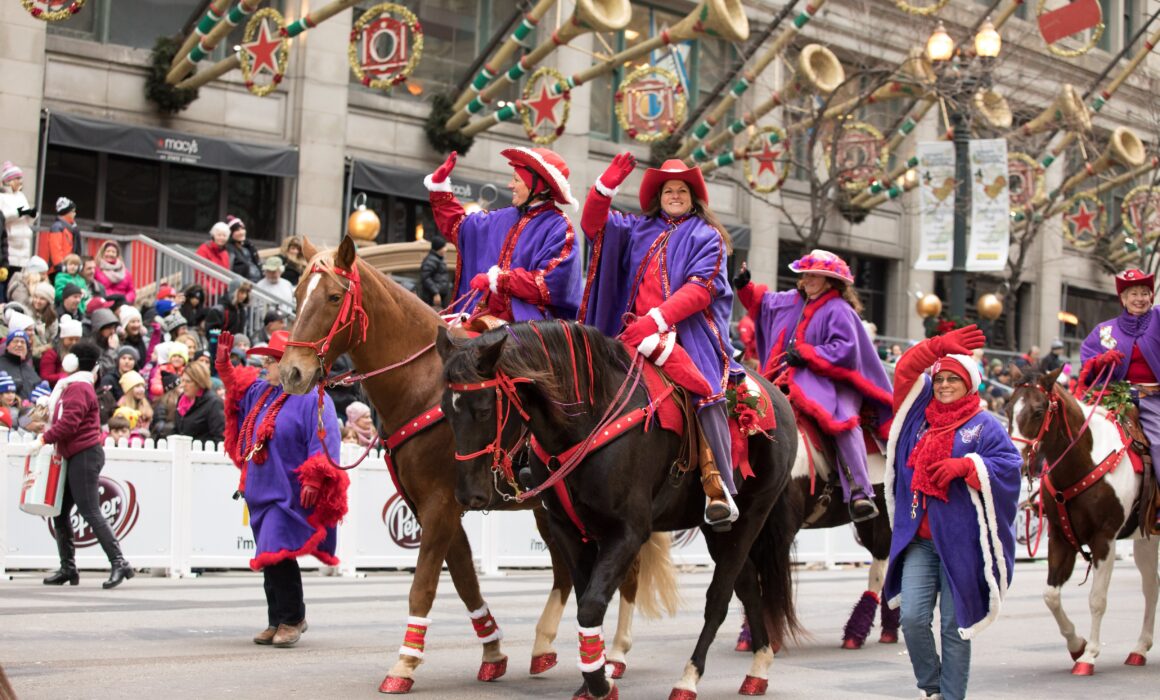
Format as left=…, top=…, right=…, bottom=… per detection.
left=883, top=375, right=1022, bottom=638
left=1079, top=308, right=1160, bottom=383
left=752, top=288, right=893, bottom=437
left=582, top=212, right=741, bottom=404
left=449, top=203, right=581, bottom=321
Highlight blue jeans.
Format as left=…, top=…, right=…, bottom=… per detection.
left=900, top=538, right=971, bottom=700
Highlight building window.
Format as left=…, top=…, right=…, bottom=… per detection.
left=106, top=155, right=161, bottom=227
left=167, top=164, right=221, bottom=234
left=43, top=147, right=99, bottom=220
left=355, top=192, right=436, bottom=245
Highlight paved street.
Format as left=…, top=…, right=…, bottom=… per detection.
left=2, top=560, right=1157, bottom=699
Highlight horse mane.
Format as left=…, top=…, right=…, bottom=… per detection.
left=445, top=320, right=631, bottom=416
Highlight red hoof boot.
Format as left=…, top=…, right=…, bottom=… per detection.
left=668, top=690, right=697, bottom=700
left=477, top=657, right=507, bottom=682
left=735, top=638, right=752, bottom=652
left=529, top=652, right=557, bottom=675
left=1069, top=641, right=1088, bottom=661
left=1125, top=652, right=1146, bottom=666
left=573, top=686, right=619, bottom=700
left=841, top=637, right=864, bottom=650
left=739, top=675, right=768, bottom=695
left=608, top=660, right=626, bottom=679
left=378, top=676, right=414, bottom=694
left=1071, top=661, right=1095, bottom=676
left=879, top=629, right=899, bottom=644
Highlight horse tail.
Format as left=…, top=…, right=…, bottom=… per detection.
left=633, top=532, right=682, bottom=620
left=753, top=486, right=803, bottom=646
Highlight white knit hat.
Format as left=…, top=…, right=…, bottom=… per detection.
left=25, top=256, right=48, bottom=274
left=4, top=311, right=34, bottom=332
left=32, top=282, right=56, bottom=302
left=118, top=304, right=142, bottom=327
left=59, top=314, right=83, bottom=339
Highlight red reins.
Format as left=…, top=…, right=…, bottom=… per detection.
left=449, top=375, right=533, bottom=487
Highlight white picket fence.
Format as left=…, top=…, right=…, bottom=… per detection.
left=0, top=435, right=873, bottom=578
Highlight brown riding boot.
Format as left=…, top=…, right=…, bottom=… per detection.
left=699, top=440, right=733, bottom=528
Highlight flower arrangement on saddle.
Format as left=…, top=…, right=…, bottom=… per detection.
left=726, top=377, right=777, bottom=480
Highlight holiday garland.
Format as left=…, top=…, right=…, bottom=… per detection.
left=22, top=0, right=85, bottom=22
left=146, top=36, right=200, bottom=114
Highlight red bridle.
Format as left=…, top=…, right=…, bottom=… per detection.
left=448, top=374, right=533, bottom=489
left=284, top=262, right=369, bottom=371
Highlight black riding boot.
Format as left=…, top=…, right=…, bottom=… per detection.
left=99, top=536, right=134, bottom=590
left=43, top=532, right=79, bottom=586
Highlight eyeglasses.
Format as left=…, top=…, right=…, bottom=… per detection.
left=932, top=375, right=964, bottom=385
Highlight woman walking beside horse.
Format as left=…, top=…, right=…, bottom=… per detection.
left=580, top=154, right=742, bottom=526
left=884, top=325, right=1021, bottom=700
left=1079, top=268, right=1160, bottom=529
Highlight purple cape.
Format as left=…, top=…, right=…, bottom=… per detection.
left=883, top=376, right=1022, bottom=638
left=1079, top=308, right=1160, bottom=382
left=450, top=203, right=581, bottom=321
left=237, top=382, right=341, bottom=566
left=753, top=288, right=893, bottom=436
left=582, top=211, right=741, bottom=402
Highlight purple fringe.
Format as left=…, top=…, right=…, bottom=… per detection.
left=880, top=595, right=900, bottom=632
left=842, top=591, right=879, bottom=645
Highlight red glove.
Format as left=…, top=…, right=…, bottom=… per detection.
left=928, top=457, right=974, bottom=490
left=930, top=324, right=986, bottom=357
left=1098, top=350, right=1126, bottom=368
left=620, top=314, right=660, bottom=347
left=599, top=152, right=636, bottom=192
left=486, top=289, right=509, bottom=315
left=430, top=151, right=457, bottom=184
left=215, top=330, right=235, bottom=383
left=470, top=273, right=490, bottom=293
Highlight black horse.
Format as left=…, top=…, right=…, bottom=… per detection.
left=438, top=321, right=800, bottom=700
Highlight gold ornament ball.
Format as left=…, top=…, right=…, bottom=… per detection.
left=916, top=294, right=942, bottom=319
left=976, top=293, right=1003, bottom=320
left=348, top=207, right=381, bottom=241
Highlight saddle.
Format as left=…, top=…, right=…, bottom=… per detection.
left=1106, top=405, right=1156, bottom=536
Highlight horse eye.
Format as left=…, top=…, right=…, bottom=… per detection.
left=327, top=294, right=342, bottom=303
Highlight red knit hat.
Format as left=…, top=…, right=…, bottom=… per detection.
left=1115, top=268, right=1154, bottom=296
left=931, top=354, right=979, bottom=394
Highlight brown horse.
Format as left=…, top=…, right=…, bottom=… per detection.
left=280, top=237, right=672, bottom=693
left=1008, top=366, right=1160, bottom=675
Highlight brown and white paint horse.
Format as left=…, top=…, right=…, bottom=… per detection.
left=279, top=237, right=671, bottom=693
left=1008, top=366, right=1159, bottom=674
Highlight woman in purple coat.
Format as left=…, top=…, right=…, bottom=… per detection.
left=215, top=329, right=349, bottom=648
left=581, top=154, right=741, bottom=526
left=734, top=249, right=893, bottom=521
left=1079, top=268, right=1160, bottom=527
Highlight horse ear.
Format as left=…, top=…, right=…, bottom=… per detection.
left=301, top=237, right=319, bottom=260
left=435, top=325, right=458, bottom=361
left=475, top=334, right=508, bottom=376
left=1041, top=366, right=1063, bottom=389
left=1008, top=362, right=1023, bottom=384
left=335, top=235, right=357, bottom=270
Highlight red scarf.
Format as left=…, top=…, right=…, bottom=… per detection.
left=908, top=392, right=980, bottom=501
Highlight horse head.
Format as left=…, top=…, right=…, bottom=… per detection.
left=1008, top=364, right=1085, bottom=477
left=437, top=325, right=532, bottom=509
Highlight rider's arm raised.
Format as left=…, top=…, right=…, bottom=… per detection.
left=425, top=152, right=467, bottom=246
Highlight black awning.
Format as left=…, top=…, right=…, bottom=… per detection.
left=728, top=225, right=750, bottom=250
left=351, top=160, right=502, bottom=203
left=48, top=112, right=299, bottom=178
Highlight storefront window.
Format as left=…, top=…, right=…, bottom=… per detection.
left=43, top=147, right=99, bottom=219
left=226, top=172, right=279, bottom=241
left=106, top=155, right=161, bottom=227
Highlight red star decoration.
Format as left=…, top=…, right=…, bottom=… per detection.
left=1066, top=201, right=1098, bottom=237
left=243, top=19, right=282, bottom=76
left=525, top=83, right=562, bottom=127
left=753, top=140, right=782, bottom=178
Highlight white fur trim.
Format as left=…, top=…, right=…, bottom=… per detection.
left=941, top=353, right=982, bottom=391
left=487, top=265, right=501, bottom=294
left=62, top=353, right=78, bottom=374
left=576, top=625, right=606, bottom=672
left=654, top=332, right=677, bottom=366
left=647, top=307, right=669, bottom=333
left=423, top=173, right=454, bottom=193
left=594, top=179, right=618, bottom=198
left=959, top=451, right=1005, bottom=640
left=884, top=374, right=928, bottom=523
left=637, top=334, right=660, bottom=358
left=468, top=604, right=503, bottom=644
left=398, top=616, right=433, bottom=659
left=504, top=146, right=579, bottom=212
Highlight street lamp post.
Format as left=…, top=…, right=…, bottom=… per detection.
left=927, top=20, right=1001, bottom=319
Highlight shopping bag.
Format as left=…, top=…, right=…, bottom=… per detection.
left=19, top=449, right=68, bottom=517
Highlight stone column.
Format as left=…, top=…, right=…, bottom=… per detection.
left=0, top=6, right=48, bottom=200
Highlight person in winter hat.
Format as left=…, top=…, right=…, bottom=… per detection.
left=0, top=328, right=41, bottom=399
left=93, top=241, right=137, bottom=304
left=225, top=216, right=262, bottom=282
left=423, top=147, right=581, bottom=322
left=46, top=197, right=82, bottom=270
left=255, top=255, right=295, bottom=306
left=39, top=315, right=82, bottom=386
left=204, top=280, right=251, bottom=336
left=7, top=256, right=48, bottom=308
left=0, top=161, right=36, bottom=280
left=197, top=222, right=231, bottom=271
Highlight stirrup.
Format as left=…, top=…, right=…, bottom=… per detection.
left=849, top=497, right=879, bottom=523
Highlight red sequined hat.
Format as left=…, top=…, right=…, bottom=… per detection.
left=788, top=249, right=855, bottom=285
left=1115, top=268, right=1154, bottom=295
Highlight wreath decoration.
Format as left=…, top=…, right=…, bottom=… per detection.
left=613, top=65, right=687, bottom=144
left=518, top=67, right=571, bottom=145
left=21, top=0, right=85, bottom=22
left=348, top=3, right=424, bottom=91
left=239, top=8, right=290, bottom=97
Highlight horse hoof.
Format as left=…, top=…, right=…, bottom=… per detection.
left=477, top=657, right=507, bottom=682
left=739, top=675, right=768, bottom=695
left=378, top=676, right=414, bottom=694
left=770, top=640, right=782, bottom=654
left=529, top=652, right=557, bottom=675
left=841, top=637, right=864, bottom=650
left=879, top=630, right=899, bottom=644
left=735, top=639, right=752, bottom=652
left=573, top=686, right=619, bottom=700
left=1069, top=641, right=1088, bottom=661
left=608, top=660, right=626, bottom=679
left=667, top=690, right=697, bottom=700
left=1071, top=661, right=1095, bottom=676
left=1125, top=653, right=1147, bottom=666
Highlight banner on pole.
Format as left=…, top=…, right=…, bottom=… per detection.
left=967, top=138, right=1010, bottom=271
left=914, top=141, right=956, bottom=271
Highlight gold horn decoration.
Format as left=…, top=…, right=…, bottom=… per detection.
left=1060, top=126, right=1146, bottom=194
left=614, top=65, right=687, bottom=143
left=823, top=49, right=933, bottom=120
left=348, top=4, right=424, bottom=91
left=1036, top=0, right=1104, bottom=58
left=461, top=0, right=747, bottom=139
left=446, top=0, right=633, bottom=131
left=1014, top=84, right=1090, bottom=137
left=974, top=89, right=1012, bottom=130
left=519, top=67, right=572, bottom=145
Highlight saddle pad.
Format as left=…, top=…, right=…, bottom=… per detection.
left=1113, top=419, right=1146, bottom=475
left=640, top=361, right=685, bottom=437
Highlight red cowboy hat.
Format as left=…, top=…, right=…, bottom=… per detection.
left=500, top=147, right=578, bottom=211
left=247, top=330, right=289, bottom=361
left=638, top=159, right=709, bottom=212
left=1115, top=268, right=1155, bottom=295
